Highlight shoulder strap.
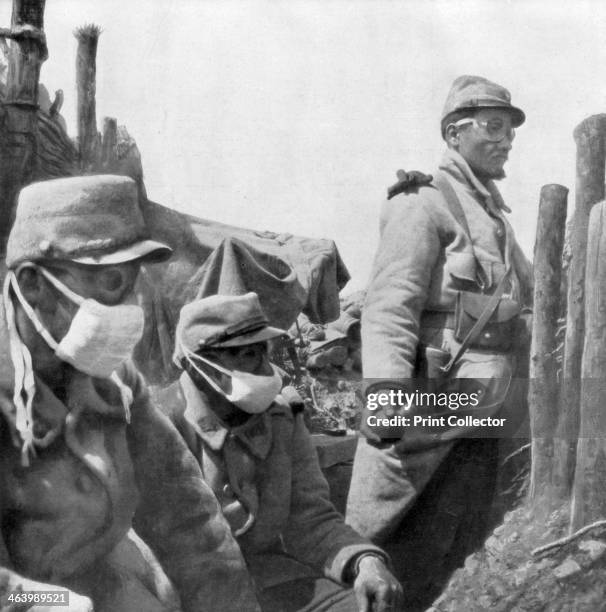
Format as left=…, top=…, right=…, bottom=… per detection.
left=432, top=172, right=490, bottom=290
left=432, top=172, right=472, bottom=240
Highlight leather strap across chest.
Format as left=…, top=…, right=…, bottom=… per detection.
left=432, top=172, right=505, bottom=291
left=429, top=172, right=513, bottom=372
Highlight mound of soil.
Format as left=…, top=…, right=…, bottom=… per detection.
left=432, top=503, right=606, bottom=612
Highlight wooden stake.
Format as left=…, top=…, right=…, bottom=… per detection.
left=75, top=24, right=100, bottom=170
left=101, top=116, right=118, bottom=172
left=556, top=114, right=606, bottom=497
left=570, top=201, right=606, bottom=530
left=529, top=184, right=568, bottom=502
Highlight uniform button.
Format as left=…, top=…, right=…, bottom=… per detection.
left=496, top=227, right=504, bottom=237
left=483, top=331, right=491, bottom=339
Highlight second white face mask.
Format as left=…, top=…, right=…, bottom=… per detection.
left=185, top=348, right=282, bottom=414
left=11, top=266, right=145, bottom=379
left=224, top=367, right=283, bottom=414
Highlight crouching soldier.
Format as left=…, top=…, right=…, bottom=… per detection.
left=162, top=292, right=404, bottom=612
left=0, top=175, right=259, bottom=612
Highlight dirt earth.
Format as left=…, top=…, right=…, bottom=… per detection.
left=431, top=503, right=606, bottom=612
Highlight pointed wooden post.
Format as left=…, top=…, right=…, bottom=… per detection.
left=75, top=24, right=100, bottom=170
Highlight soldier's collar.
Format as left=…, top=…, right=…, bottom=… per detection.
left=440, top=149, right=511, bottom=214
left=179, top=372, right=272, bottom=458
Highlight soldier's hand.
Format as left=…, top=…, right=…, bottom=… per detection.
left=359, top=385, right=408, bottom=443
left=358, top=407, right=382, bottom=443
left=387, top=169, right=433, bottom=200
left=353, top=555, right=404, bottom=611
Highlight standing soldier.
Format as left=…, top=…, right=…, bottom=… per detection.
left=346, top=75, right=533, bottom=609
left=0, top=175, right=260, bottom=612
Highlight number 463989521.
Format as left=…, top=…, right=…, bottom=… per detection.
left=6, top=590, right=69, bottom=606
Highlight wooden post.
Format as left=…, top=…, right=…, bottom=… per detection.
left=75, top=24, right=100, bottom=170
left=555, top=114, right=606, bottom=498
left=0, top=0, right=47, bottom=255
left=101, top=116, right=118, bottom=172
left=570, top=201, right=606, bottom=530
left=529, top=184, right=568, bottom=501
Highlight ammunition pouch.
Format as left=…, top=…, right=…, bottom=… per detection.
left=453, top=291, right=521, bottom=352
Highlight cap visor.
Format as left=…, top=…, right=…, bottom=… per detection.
left=217, top=325, right=287, bottom=347
left=509, top=106, right=525, bottom=127
left=477, top=104, right=526, bottom=127
left=69, top=239, right=173, bottom=265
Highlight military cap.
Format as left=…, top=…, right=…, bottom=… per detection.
left=174, top=293, right=286, bottom=361
left=441, top=75, right=525, bottom=137
left=6, top=174, right=172, bottom=268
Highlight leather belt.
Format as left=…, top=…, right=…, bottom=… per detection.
left=420, top=311, right=455, bottom=330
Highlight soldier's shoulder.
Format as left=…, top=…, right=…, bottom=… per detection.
left=381, top=182, right=449, bottom=228
left=268, top=395, right=305, bottom=432
left=269, top=394, right=295, bottom=418
left=392, top=182, right=443, bottom=204
left=386, top=169, right=434, bottom=200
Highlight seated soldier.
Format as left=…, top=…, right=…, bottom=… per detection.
left=162, top=292, right=404, bottom=612
left=0, top=175, right=259, bottom=612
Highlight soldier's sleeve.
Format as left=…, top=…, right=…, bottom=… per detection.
left=0, top=438, right=92, bottom=612
left=0, top=534, right=33, bottom=612
left=362, top=193, right=441, bottom=380
left=281, top=412, right=387, bottom=584
left=123, top=366, right=261, bottom=612
left=0, top=417, right=34, bottom=610
left=0, top=565, right=93, bottom=612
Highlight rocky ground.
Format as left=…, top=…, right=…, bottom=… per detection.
left=431, top=501, right=606, bottom=612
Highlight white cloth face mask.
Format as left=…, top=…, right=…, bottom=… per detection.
left=183, top=345, right=282, bottom=414
left=9, top=265, right=145, bottom=379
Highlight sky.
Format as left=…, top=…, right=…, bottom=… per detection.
left=2, top=0, right=605, bottom=291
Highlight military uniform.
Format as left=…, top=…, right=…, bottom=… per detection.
left=346, top=77, right=532, bottom=610
left=162, top=375, right=385, bottom=594
left=346, top=145, right=532, bottom=513
left=0, top=176, right=260, bottom=612
left=167, top=292, right=403, bottom=612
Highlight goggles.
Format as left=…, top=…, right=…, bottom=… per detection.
left=451, top=117, right=515, bottom=142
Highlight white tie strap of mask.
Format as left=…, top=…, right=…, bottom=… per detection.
left=3, top=270, right=134, bottom=465
left=4, top=272, right=38, bottom=466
